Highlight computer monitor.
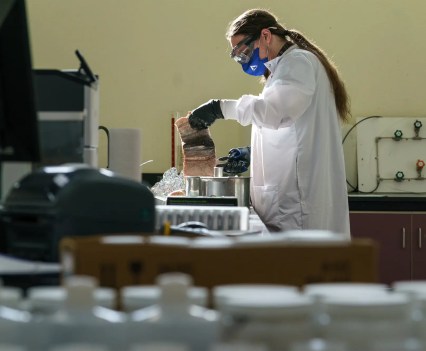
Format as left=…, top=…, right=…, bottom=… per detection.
left=0, top=0, right=40, bottom=162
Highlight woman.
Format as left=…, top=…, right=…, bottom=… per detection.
left=189, top=9, right=350, bottom=238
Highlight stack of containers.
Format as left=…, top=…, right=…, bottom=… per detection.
left=303, top=283, right=411, bottom=351
left=128, top=272, right=220, bottom=351
left=213, top=284, right=313, bottom=350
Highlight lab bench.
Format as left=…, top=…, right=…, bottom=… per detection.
left=348, top=193, right=426, bottom=285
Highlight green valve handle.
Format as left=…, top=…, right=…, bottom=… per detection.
left=414, top=120, right=423, bottom=129
left=395, top=171, right=405, bottom=182
left=394, top=130, right=403, bottom=139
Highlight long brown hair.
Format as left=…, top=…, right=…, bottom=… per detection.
left=226, top=9, right=350, bottom=122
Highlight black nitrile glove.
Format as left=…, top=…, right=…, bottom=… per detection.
left=188, top=99, right=224, bottom=130
left=218, top=146, right=251, bottom=175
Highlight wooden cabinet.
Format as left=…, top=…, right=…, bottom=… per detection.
left=411, top=214, right=426, bottom=280
left=350, top=212, right=426, bottom=285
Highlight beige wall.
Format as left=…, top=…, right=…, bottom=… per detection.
left=26, top=0, right=426, bottom=177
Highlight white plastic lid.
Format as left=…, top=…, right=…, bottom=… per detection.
left=393, top=281, right=426, bottom=296
left=156, top=273, right=192, bottom=305
left=304, top=283, right=389, bottom=299
left=324, top=292, right=410, bottom=318
left=27, top=286, right=116, bottom=312
left=218, top=294, right=313, bottom=318
left=121, top=285, right=208, bottom=311
left=213, top=284, right=299, bottom=309
left=64, top=275, right=97, bottom=310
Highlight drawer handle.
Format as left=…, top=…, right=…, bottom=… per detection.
left=402, top=227, right=406, bottom=249
left=420, top=228, right=423, bottom=249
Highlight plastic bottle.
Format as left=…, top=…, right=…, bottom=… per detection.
left=33, top=275, right=126, bottom=351
left=128, top=273, right=220, bottom=351
left=121, top=285, right=208, bottom=312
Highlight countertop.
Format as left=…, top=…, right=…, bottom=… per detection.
left=348, top=192, right=426, bottom=212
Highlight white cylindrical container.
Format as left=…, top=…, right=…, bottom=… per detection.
left=217, top=294, right=314, bottom=350
left=128, top=273, right=220, bottom=351
left=32, top=276, right=126, bottom=351
left=26, top=285, right=116, bottom=316
left=212, top=284, right=299, bottom=310
left=121, top=285, right=208, bottom=312
left=323, top=292, right=411, bottom=351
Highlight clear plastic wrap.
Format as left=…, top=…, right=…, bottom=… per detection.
left=151, top=168, right=185, bottom=198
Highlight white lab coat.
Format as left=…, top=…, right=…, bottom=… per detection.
left=221, top=46, right=350, bottom=238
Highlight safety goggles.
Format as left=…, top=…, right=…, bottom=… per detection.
left=229, top=35, right=258, bottom=64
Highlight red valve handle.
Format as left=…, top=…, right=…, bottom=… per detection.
left=417, top=160, right=425, bottom=169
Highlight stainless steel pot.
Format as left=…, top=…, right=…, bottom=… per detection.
left=185, top=174, right=250, bottom=207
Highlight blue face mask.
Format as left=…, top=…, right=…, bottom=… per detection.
left=241, top=48, right=268, bottom=76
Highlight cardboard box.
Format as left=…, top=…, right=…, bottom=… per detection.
left=60, top=235, right=379, bottom=291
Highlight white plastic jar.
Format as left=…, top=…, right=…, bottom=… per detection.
left=217, top=293, right=314, bottom=350
left=323, top=292, right=411, bottom=351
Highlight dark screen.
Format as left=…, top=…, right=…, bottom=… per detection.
left=0, top=0, right=40, bottom=162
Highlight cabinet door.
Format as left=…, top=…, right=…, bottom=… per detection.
left=411, top=214, right=426, bottom=280
left=350, top=213, right=412, bottom=285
